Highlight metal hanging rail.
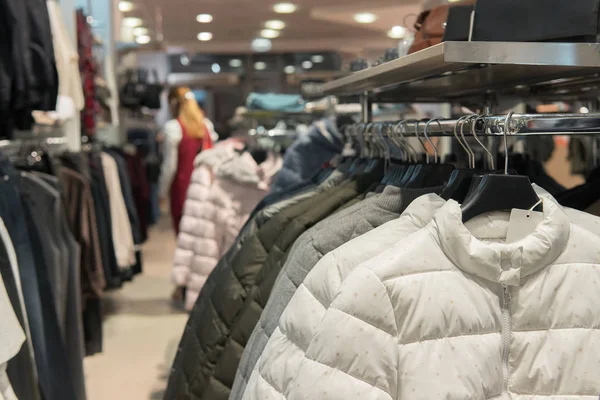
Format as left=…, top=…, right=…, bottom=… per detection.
left=323, top=41, right=600, bottom=103
left=350, top=113, right=600, bottom=137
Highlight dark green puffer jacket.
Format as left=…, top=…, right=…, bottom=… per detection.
left=164, top=169, right=380, bottom=400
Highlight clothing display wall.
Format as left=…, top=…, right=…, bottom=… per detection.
left=0, top=140, right=150, bottom=400
left=164, top=113, right=600, bottom=400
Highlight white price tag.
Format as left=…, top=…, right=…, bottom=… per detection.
left=506, top=208, right=544, bottom=243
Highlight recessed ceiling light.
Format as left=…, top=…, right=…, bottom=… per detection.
left=254, top=61, right=267, bottom=71
left=260, top=29, right=280, bottom=39
left=118, top=1, right=134, bottom=12
left=354, top=12, right=377, bottom=24
left=122, top=17, right=142, bottom=27
left=180, top=55, right=190, bottom=66
left=133, top=27, right=148, bottom=36
left=301, top=60, right=313, bottom=69
left=388, top=25, right=406, bottom=39
left=211, top=63, right=221, bottom=73
left=273, top=2, right=297, bottom=14
left=311, top=55, right=324, bottom=63
left=135, top=35, right=151, bottom=44
left=196, top=14, right=213, bottom=23
left=197, top=32, right=213, bottom=41
left=229, top=59, right=243, bottom=68
left=284, top=65, right=295, bottom=74
left=265, top=20, right=286, bottom=30
left=251, top=38, right=272, bottom=52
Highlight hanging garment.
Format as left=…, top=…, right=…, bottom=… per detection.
left=124, top=151, right=150, bottom=243
left=0, top=219, right=38, bottom=400
left=100, top=153, right=136, bottom=270
left=159, top=119, right=213, bottom=233
left=165, top=165, right=382, bottom=400
left=172, top=140, right=265, bottom=310
left=242, top=187, right=591, bottom=399
left=88, top=152, right=121, bottom=288
left=231, top=185, right=443, bottom=398
left=46, top=0, right=84, bottom=111
left=269, top=119, right=344, bottom=194
left=20, top=176, right=77, bottom=400
left=104, top=149, right=142, bottom=245
left=59, top=167, right=106, bottom=357
left=245, top=196, right=600, bottom=400
left=0, top=264, right=24, bottom=400
left=0, top=155, right=54, bottom=400
left=34, top=173, right=87, bottom=400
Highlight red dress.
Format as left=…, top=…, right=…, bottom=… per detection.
left=170, top=119, right=212, bottom=233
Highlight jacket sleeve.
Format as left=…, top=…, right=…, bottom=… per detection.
left=248, top=267, right=399, bottom=400
left=158, top=120, right=182, bottom=198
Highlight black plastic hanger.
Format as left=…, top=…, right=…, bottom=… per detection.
left=461, top=112, right=541, bottom=222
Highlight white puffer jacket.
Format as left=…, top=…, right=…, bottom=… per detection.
left=172, top=144, right=281, bottom=310
left=245, top=198, right=600, bottom=399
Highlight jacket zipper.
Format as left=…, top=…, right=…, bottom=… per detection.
left=500, top=285, right=512, bottom=400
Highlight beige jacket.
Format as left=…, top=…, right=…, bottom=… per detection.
left=100, top=153, right=136, bottom=269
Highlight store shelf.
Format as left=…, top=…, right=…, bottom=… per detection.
left=323, top=41, right=600, bottom=103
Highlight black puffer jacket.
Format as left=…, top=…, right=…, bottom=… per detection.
left=165, top=168, right=382, bottom=400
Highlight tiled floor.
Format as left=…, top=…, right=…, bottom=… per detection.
left=84, top=217, right=187, bottom=400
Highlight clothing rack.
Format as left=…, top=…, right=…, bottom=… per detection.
left=346, top=113, right=600, bottom=137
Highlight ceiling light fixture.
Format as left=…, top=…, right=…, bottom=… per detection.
left=197, top=32, right=213, bottom=41
left=135, top=35, right=151, bottom=44
left=133, top=27, right=148, bottom=36
left=265, top=20, right=286, bottom=30
left=118, top=1, right=134, bottom=12
left=387, top=25, right=406, bottom=39
left=211, top=63, right=221, bottom=73
left=254, top=61, right=267, bottom=71
left=273, top=2, right=297, bottom=14
left=122, top=17, right=143, bottom=27
left=229, top=59, right=243, bottom=68
left=196, top=14, right=213, bottom=23
left=284, top=65, right=296, bottom=74
left=311, top=55, right=324, bottom=63
left=353, top=12, right=377, bottom=24
left=260, top=29, right=280, bottom=39
left=251, top=38, right=272, bottom=52
left=301, top=60, right=313, bottom=69
left=180, top=55, right=190, bottom=66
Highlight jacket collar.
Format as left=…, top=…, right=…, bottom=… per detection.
left=433, top=199, right=570, bottom=286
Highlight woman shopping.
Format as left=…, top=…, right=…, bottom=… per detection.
left=158, top=86, right=213, bottom=234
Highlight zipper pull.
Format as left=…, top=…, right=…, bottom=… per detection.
left=502, top=285, right=511, bottom=307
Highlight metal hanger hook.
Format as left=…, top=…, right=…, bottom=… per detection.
left=453, top=115, right=472, bottom=168
left=459, top=115, right=477, bottom=169
left=391, top=120, right=409, bottom=162
left=414, top=119, right=429, bottom=164
left=425, top=118, right=448, bottom=164
left=503, top=111, right=515, bottom=175
left=472, top=115, right=495, bottom=170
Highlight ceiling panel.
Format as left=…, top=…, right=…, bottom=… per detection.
left=124, top=0, right=421, bottom=53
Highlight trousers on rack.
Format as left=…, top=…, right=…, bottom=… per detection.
left=19, top=173, right=78, bottom=400
left=0, top=226, right=40, bottom=400
left=33, top=172, right=87, bottom=400
left=0, top=156, right=53, bottom=400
